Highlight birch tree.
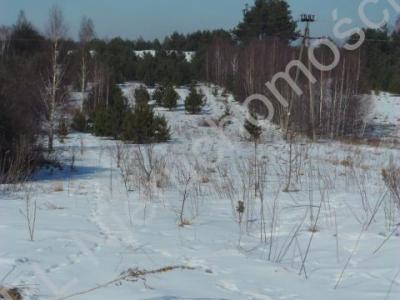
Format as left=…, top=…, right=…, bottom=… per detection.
left=0, top=26, right=11, bottom=58
left=79, top=16, right=95, bottom=109
left=42, top=5, right=68, bottom=151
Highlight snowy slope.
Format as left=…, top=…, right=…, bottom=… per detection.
left=0, top=85, right=400, bottom=300
left=369, top=93, right=400, bottom=126
left=364, top=93, right=400, bottom=138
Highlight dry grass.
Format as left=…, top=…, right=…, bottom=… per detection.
left=339, top=138, right=382, bottom=147
left=326, top=158, right=354, bottom=168
left=52, top=183, right=64, bottom=192
left=59, top=265, right=195, bottom=300
left=179, top=219, right=192, bottom=227
left=0, top=287, right=23, bottom=300
left=200, top=176, right=210, bottom=184
left=340, top=137, right=400, bottom=149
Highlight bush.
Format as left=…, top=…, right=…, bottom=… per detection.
left=93, top=106, right=112, bottom=137
left=71, top=110, right=87, bottom=132
left=57, top=118, right=69, bottom=143
left=153, top=85, right=165, bottom=106
left=0, top=56, right=43, bottom=182
left=153, top=115, right=171, bottom=142
left=162, top=85, right=179, bottom=110
left=93, top=85, right=129, bottom=139
left=122, top=103, right=170, bottom=143
left=134, top=85, right=150, bottom=106
left=382, top=163, right=400, bottom=213
left=185, top=85, right=205, bottom=114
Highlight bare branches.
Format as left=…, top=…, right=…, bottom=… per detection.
left=41, top=5, right=69, bottom=151
left=79, top=16, right=95, bottom=101
left=382, top=160, right=400, bottom=215
left=46, top=5, right=68, bottom=44
left=174, top=161, right=192, bottom=226
left=79, top=16, right=95, bottom=44
left=19, top=184, right=37, bottom=241
left=58, top=265, right=194, bottom=300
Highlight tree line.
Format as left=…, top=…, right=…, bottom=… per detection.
left=2, top=0, right=400, bottom=181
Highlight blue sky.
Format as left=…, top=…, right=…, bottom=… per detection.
left=0, top=0, right=399, bottom=40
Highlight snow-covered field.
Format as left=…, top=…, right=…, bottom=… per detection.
left=1, top=85, right=400, bottom=300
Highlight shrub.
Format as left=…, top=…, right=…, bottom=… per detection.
left=93, top=85, right=129, bottom=139
left=244, top=114, right=262, bottom=142
left=162, top=85, right=179, bottom=110
left=71, top=110, right=87, bottom=132
left=57, top=118, right=69, bottom=143
left=122, top=103, right=170, bottom=143
left=382, top=163, right=400, bottom=213
left=153, top=115, right=170, bottom=142
left=153, top=85, right=165, bottom=106
left=93, top=106, right=112, bottom=137
left=134, top=85, right=150, bottom=106
left=185, top=85, right=206, bottom=114
left=0, top=58, right=43, bottom=182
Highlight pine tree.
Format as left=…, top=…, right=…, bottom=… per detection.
left=162, top=85, right=179, bottom=110
left=185, top=85, right=205, bottom=114
left=153, top=115, right=171, bottom=142
left=10, top=11, right=44, bottom=56
left=234, top=0, right=297, bottom=44
left=93, top=85, right=128, bottom=138
left=153, top=85, right=165, bottom=106
left=109, top=89, right=128, bottom=138
left=71, top=109, right=87, bottom=132
left=57, top=117, right=69, bottom=143
left=134, top=85, right=150, bottom=106
left=122, top=103, right=170, bottom=143
left=93, top=106, right=112, bottom=136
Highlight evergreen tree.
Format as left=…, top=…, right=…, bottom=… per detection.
left=185, top=84, right=206, bottom=114
left=71, top=110, right=87, bottom=132
left=134, top=85, right=150, bottom=106
left=234, top=0, right=297, bottom=43
left=122, top=103, right=170, bottom=143
left=57, top=117, right=69, bottom=143
left=10, top=11, right=44, bottom=56
left=93, top=85, right=128, bottom=138
left=153, top=85, right=166, bottom=106
left=153, top=115, right=171, bottom=142
left=109, top=87, right=129, bottom=138
left=162, top=85, right=179, bottom=110
left=93, top=106, right=112, bottom=136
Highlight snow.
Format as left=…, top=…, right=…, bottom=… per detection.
left=364, top=92, right=400, bottom=138
left=1, top=84, right=400, bottom=300
left=133, top=50, right=195, bottom=62
left=367, top=93, right=400, bottom=127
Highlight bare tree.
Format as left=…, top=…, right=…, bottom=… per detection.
left=41, top=5, right=68, bottom=152
left=174, top=162, right=192, bottom=226
left=382, top=160, right=400, bottom=217
left=19, top=184, right=37, bottom=241
left=0, top=26, right=11, bottom=59
left=79, top=16, right=95, bottom=109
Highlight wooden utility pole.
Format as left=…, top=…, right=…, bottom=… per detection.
left=286, top=14, right=317, bottom=141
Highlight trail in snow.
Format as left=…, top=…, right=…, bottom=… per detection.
left=0, top=85, right=399, bottom=300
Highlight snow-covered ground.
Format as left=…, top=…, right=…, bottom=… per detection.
left=133, top=50, right=195, bottom=62
left=365, top=93, right=400, bottom=138
left=1, top=85, right=400, bottom=300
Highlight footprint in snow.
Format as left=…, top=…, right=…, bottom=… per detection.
left=217, top=280, right=240, bottom=292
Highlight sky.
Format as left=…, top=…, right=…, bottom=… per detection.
left=0, top=0, right=399, bottom=41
